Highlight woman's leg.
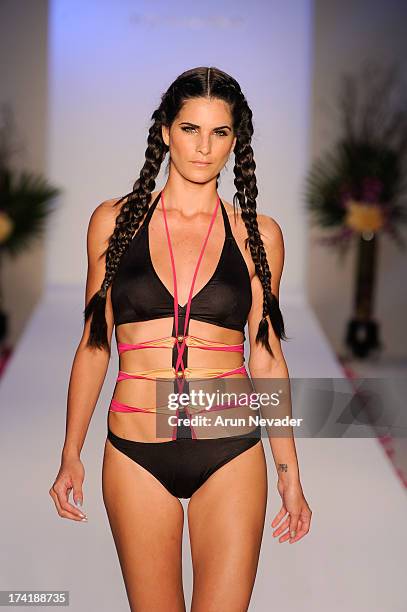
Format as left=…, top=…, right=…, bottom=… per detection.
left=102, top=438, right=186, bottom=612
left=187, top=440, right=267, bottom=612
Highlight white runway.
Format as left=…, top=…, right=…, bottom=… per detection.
left=1, top=284, right=406, bottom=611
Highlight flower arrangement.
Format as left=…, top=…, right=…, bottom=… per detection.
left=305, top=61, right=407, bottom=357
left=0, top=104, right=61, bottom=345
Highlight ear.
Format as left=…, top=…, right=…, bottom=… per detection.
left=231, top=135, right=237, bottom=153
left=162, top=124, right=170, bottom=146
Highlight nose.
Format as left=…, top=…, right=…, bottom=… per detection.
left=197, top=135, right=211, bottom=155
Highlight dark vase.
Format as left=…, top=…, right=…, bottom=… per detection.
left=345, top=233, right=383, bottom=358
left=0, top=252, right=8, bottom=345
left=0, top=309, right=7, bottom=343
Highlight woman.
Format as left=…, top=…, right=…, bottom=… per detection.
left=49, top=66, right=312, bottom=611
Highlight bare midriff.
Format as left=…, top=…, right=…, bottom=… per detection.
left=109, top=318, right=251, bottom=442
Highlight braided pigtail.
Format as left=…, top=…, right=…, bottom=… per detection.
left=84, top=108, right=168, bottom=350
left=232, top=92, right=288, bottom=357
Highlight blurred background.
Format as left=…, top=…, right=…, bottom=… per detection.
left=0, top=1, right=406, bottom=610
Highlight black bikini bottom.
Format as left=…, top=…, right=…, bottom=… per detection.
left=106, top=425, right=262, bottom=499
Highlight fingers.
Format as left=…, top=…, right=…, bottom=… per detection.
left=49, top=482, right=87, bottom=522
left=271, top=503, right=287, bottom=528
left=72, top=481, right=84, bottom=509
left=288, top=519, right=306, bottom=543
left=271, top=503, right=292, bottom=542
left=290, top=508, right=312, bottom=543
left=289, top=511, right=301, bottom=543
left=271, top=504, right=312, bottom=543
left=272, top=516, right=290, bottom=541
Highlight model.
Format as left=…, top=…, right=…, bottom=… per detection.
left=49, top=66, right=312, bottom=611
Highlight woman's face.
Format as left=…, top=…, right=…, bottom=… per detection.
left=162, top=97, right=237, bottom=183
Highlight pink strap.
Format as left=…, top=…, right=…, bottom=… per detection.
left=118, top=338, right=170, bottom=354
left=118, top=338, right=243, bottom=354
left=214, top=365, right=247, bottom=377
left=194, top=344, right=244, bottom=353
left=117, top=371, right=159, bottom=382
left=109, top=392, right=253, bottom=415
left=116, top=364, right=247, bottom=383
left=160, top=191, right=221, bottom=380
left=109, top=398, right=149, bottom=413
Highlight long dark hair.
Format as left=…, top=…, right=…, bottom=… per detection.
left=84, top=66, right=288, bottom=357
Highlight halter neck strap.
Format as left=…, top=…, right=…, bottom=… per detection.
left=160, top=191, right=221, bottom=376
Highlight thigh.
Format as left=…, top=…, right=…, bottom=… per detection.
left=102, top=438, right=186, bottom=612
left=187, top=440, right=267, bottom=612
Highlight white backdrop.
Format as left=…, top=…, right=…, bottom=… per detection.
left=46, top=0, right=313, bottom=299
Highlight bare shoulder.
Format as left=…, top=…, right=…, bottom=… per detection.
left=87, top=197, right=121, bottom=256
left=87, top=190, right=163, bottom=252
left=257, top=212, right=284, bottom=250
left=256, top=213, right=285, bottom=283
left=222, top=198, right=284, bottom=250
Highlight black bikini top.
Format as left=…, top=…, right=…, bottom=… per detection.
left=111, top=191, right=252, bottom=333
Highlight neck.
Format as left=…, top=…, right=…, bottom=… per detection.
left=160, top=180, right=219, bottom=216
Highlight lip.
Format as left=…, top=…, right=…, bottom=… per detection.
left=191, top=161, right=211, bottom=166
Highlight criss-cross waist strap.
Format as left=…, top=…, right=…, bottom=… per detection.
left=118, top=335, right=244, bottom=355
left=185, top=335, right=244, bottom=352
left=109, top=398, right=175, bottom=415
left=110, top=398, right=155, bottom=413
left=212, top=365, right=247, bottom=377
left=117, top=367, right=176, bottom=382
left=109, top=389, right=255, bottom=415
left=118, top=336, right=175, bottom=354
left=116, top=364, right=248, bottom=382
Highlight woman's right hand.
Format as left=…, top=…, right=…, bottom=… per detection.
left=49, top=456, right=88, bottom=522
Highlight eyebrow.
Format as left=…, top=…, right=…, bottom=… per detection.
left=179, top=121, right=232, bottom=131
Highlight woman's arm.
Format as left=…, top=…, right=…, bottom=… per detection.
left=49, top=199, right=117, bottom=521
left=247, top=213, right=311, bottom=543
left=247, top=214, right=299, bottom=481
left=62, top=200, right=116, bottom=460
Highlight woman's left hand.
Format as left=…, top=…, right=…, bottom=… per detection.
left=271, top=479, right=312, bottom=544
